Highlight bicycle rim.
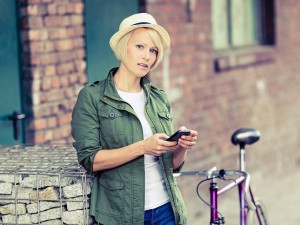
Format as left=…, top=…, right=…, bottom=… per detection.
left=247, top=199, right=269, bottom=225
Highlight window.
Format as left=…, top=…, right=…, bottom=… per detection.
left=211, top=0, right=275, bottom=50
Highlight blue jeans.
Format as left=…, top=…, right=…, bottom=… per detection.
left=144, top=202, right=186, bottom=225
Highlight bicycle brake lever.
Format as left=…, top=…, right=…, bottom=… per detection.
left=218, top=169, right=237, bottom=183
left=219, top=169, right=226, bottom=179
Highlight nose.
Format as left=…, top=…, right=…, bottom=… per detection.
left=143, top=49, right=150, bottom=61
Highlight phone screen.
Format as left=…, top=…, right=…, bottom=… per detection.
left=166, top=130, right=190, bottom=141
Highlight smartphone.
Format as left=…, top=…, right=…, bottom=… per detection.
left=166, top=130, right=191, bottom=141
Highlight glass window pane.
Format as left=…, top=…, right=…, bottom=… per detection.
left=211, top=0, right=230, bottom=50
left=231, top=0, right=258, bottom=47
left=245, top=0, right=258, bottom=44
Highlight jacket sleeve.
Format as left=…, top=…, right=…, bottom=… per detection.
left=71, top=87, right=102, bottom=173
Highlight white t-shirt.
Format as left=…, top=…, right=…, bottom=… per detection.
left=117, top=88, right=170, bottom=210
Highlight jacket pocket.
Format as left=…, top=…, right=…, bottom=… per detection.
left=97, top=177, right=125, bottom=216
left=157, top=111, right=173, bottom=134
left=99, top=109, right=125, bottom=146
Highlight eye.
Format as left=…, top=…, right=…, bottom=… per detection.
left=150, top=48, right=158, bottom=54
left=136, top=44, right=143, bottom=49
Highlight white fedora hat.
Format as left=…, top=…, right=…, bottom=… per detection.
left=109, top=13, right=170, bottom=53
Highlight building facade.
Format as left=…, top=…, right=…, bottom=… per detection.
left=0, top=0, right=300, bottom=223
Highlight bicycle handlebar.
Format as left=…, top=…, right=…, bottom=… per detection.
left=173, top=168, right=256, bottom=211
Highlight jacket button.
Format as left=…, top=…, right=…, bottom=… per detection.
left=109, top=112, right=115, bottom=118
left=118, top=105, right=122, bottom=108
left=166, top=113, right=170, bottom=119
left=103, top=97, right=106, bottom=100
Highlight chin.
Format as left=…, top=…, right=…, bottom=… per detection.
left=137, top=69, right=150, bottom=77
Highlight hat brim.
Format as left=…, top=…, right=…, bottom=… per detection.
left=109, top=24, right=170, bottom=53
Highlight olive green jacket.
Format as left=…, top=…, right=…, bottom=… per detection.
left=71, top=68, right=187, bottom=225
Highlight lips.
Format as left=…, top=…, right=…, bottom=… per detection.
left=138, top=63, right=148, bottom=68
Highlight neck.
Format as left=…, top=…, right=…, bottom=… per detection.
left=114, top=67, right=143, bottom=93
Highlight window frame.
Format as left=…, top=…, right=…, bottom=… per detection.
left=212, top=0, right=276, bottom=72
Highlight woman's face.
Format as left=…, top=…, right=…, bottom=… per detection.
left=122, top=28, right=158, bottom=78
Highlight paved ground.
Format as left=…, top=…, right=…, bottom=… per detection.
left=188, top=168, right=300, bottom=225
left=257, top=169, right=300, bottom=225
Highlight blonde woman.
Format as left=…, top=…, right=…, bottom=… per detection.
left=71, top=13, right=198, bottom=225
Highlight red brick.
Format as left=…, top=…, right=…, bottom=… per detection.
left=67, top=26, right=84, bottom=37
left=60, top=76, right=70, bottom=87
left=58, top=113, right=72, bottom=125
left=44, top=15, right=69, bottom=27
left=47, top=4, right=57, bottom=14
left=49, top=28, right=67, bottom=39
left=32, top=118, right=47, bottom=129
left=29, top=41, right=44, bottom=53
left=70, top=15, right=83, bottom=25
left=47, top=116, right=57, bottom=128
left=77, top=76, right=86, bottom=85
left=33, top=131, right=45, bottom=144
left=57, top=62, right=75, bottom=75
left=22, top=17, right=43, bottom=29
left=52, top=128, right=61, bottom=140
left=74, top=3, right=84, bottom=14
left=27, top=5, right=39, bottom=15
left=54, top=39, right=73, bottom=51
left=64, top=87, right=75, bottom=98
left=57, top=5, right=68, bottom=15
left=52, top=77, right=61, bottom=88
left=41, top=78, right=52, bottom=91
left=69, top=74, right=79, bottom=85
left=44, top=65, right=56, bottom=76
left=44, top=41, right=55, bottom=52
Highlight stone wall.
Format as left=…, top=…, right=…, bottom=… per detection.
left=0, top=146, right=95, bottom=225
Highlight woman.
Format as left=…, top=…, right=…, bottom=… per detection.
left=71, top=13, right=198, bottom=225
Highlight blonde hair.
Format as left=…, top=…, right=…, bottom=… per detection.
left=113, top=27, right=164, bottom=70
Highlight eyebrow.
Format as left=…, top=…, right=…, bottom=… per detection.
left=132, top=40, right=157, bottom=49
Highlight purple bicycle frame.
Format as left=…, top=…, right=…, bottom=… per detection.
left=209, top=175, right=263, bottom=225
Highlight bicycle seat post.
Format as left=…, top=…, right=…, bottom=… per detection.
left=239, top=144, right=246, bottom=171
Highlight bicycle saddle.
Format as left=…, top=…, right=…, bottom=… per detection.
left=231, top=128, right=260, bottom=146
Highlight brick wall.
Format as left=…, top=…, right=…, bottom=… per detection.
left=19, top=0, right=86, bottom=144
left=147, top=0, right=300, bottom=223
left=148, top=0, right=300, bottom=173
left=18, top=0, right=300, bottom=169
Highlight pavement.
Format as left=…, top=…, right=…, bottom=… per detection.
left=257, top=169, right=300, bottom=225
left=187, top=168, right=300, bottom=225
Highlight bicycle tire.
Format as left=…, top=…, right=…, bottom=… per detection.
left=247, top=199, right=269, bottom=225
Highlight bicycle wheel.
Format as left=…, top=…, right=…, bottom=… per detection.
left=247, top=199, right=269, bottom=225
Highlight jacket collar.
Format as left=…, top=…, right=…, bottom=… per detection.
left=103, top=67, right=152, bottom=100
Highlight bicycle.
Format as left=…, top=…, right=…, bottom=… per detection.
left=174, top=128, right=269, bottom=225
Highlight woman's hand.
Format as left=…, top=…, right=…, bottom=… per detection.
left=177, top=126, right=198, bottom=149
left=172, top=126, right=198, bottom=170
left=143, top=133, right=178, bottom=156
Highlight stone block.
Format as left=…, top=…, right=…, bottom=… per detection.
left=0, top=203, right=26, bottom=215
left=63, top=182, right=91, bottom=199
left=63, top=209, right=85, bottom=225
left=2, top=213, right=31, bottom=224
left=31, top=207, right=64, bottom=223
left=0, top=183, right=12, bottom=195
left=29, top=186, right=59, bottom=201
